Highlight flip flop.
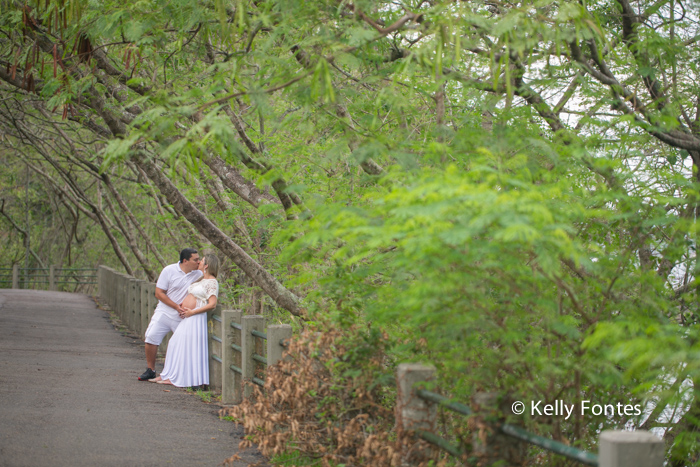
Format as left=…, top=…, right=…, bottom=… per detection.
left=156, top=379, right=173, bottom=385
left=148, top=377, right=162, bottom=383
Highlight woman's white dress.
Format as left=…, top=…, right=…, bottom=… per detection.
left=159, top=278, right=218, bottom=388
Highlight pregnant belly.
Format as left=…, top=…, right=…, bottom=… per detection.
left=181, top=293, right=197, bottom=310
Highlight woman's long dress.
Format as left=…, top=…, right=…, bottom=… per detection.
left=159, top=278, right=219, bottom=387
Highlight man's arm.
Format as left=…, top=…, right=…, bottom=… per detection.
left=155, top=287, right=184, bottom=315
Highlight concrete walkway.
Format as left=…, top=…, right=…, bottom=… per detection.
left=0, top=289, right=267, bottom=467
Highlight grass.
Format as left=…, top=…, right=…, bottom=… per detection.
left=220, top=415, right=241, bottom=423
left=185, top=387, right=220, bottom=403
left=269, top=451, right=326, bottom=467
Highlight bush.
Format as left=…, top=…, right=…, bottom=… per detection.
left=222, top=324, right=445, bottom=466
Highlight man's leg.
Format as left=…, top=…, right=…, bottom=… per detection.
left=145, top=343, right=158, bottom=372
left=139, top=312, right=169, bottom=381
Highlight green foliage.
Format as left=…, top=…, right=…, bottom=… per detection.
left=283, top=131, right=699, bottom=456
left=3, top=0, right=700, bottom=462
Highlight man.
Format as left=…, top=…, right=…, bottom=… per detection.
left=138, top=248, right=203, bottom=381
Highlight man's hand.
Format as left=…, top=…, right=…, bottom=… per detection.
left=156, top=287, right=184, bottom=316
left=177, top=304, right=187, bottom=318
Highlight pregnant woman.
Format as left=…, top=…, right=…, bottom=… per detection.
left=151, top=254, right=220, bottom=387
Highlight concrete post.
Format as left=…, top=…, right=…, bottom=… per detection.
left=114, top=271, right=120, bottom=311
left=140, top=282, right=148, bottom=339
left=111, top=269, right=118, bottom=310
left=267, top=325, right=293, bottom=367
left=103, top=267, right=108, bottom=306
left=599, top=431, right=664, bottom=467
left=221, top=310, right=243, bottom=405
left=207, top=304, right=222, bottom=391
left=470, top=393, right=525, bottom=464
left=49, top=265, right=57, bottom=291
left=109, top=269, right=116, bottom=309
left=119, top=274, right=126, bottom=319
left=126, top=278, right=135, bottom=332
left=107, top=268, right=115, bottom=309
left=122, top=277, right=130, bottom=329
left=242, top=315, right=265, bottom=399
left=116, top=274, right=124, bottom=321
left=122, top=275, right=128, bottom=321
left=115, top=274, right=121, bottom=317
left=147, top=283, right=156, bottom=325
left=396, top=363, right=437, bottom=432
left=97, top=267, right=103, bottom=300
left=131, top=279, right=141, bottom=335
left=101, top=267, right=108, bottom=305
left=12, top=264, right=19, bottom=289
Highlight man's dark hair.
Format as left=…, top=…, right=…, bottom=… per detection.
left=179, top=248, right=198, bottom=263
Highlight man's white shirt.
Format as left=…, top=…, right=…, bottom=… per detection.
left=154, top=263, right=204, bottom=319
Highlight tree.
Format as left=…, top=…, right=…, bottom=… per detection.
left=2, top=0, right=700, bottom=462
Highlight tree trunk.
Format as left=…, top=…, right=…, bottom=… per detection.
left=135, top=154, right=303, bottom=316
left=202, top=153, right=280, bottom=209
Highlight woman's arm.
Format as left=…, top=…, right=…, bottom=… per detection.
left=182, top=295, right=218, bottom=318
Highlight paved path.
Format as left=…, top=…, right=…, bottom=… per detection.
left=0, top=289, right=266, bottom=467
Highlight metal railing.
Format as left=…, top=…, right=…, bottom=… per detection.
left=396, top=364, right=663, bottom=467
left=0, top=266, right=98, bottom=291
left=413, top=388, right=598, bottom=465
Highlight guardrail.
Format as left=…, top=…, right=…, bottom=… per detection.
left=210, top=311, right=291, bottom=404
left=97, top=266, right=157, bottom=344
left=396, top=364, right=664, bottom=467
left=97, top=266, right=291, bottom=398
left=95, top=265, right=664, bottom=465
left=0, top=265, right=97, bottom=291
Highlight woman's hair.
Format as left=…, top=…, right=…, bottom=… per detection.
left=204, top=254, right=220, bottom=278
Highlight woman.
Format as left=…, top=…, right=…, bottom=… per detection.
left=151, top=254, right=219, bottom=387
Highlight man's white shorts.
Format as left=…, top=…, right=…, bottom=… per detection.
left=144, top=312, right=182, bottom=345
